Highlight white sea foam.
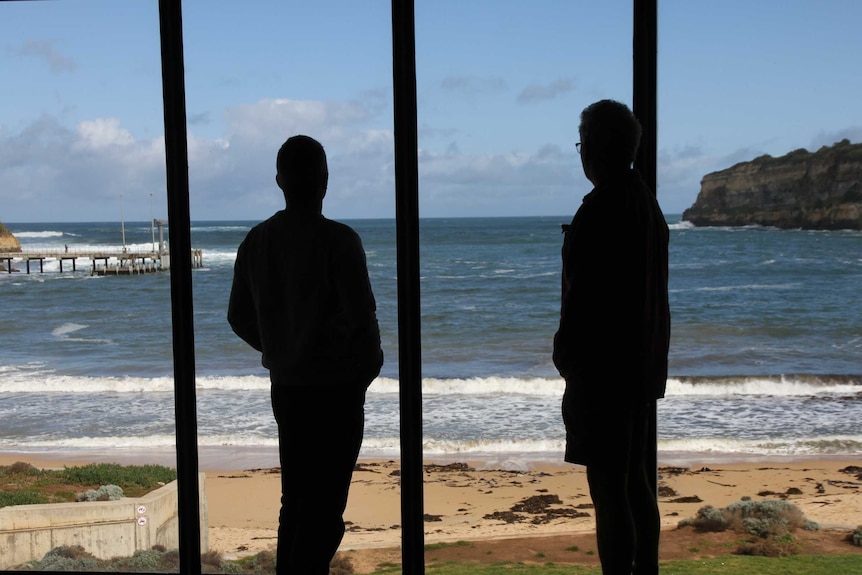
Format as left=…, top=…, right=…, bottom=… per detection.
left=695, top=283, right=799, bottom=292
left=371, top=376, right=563, bottom=396
left=1, top=371, right=857, bottom=397
left=668, top=220, right=695, bottom=230
left=12, top=230, right=64, bottom=238
left=3, top=434, right=859, bottom=460
left=665, top=376, right=862, bottom=397
left=191, top=225, right=251, bottom=233
left=658, top=435, right=862, bottom=456
left=52, top=323, right=88, bottom=337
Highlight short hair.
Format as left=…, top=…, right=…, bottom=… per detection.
left=276, top=135, right=328, bottom=202
left=579, top=99, right=642, bottom=167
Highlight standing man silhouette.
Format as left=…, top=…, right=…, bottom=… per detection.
left=553, top=100, right=670, bottom=575
left=228, top=135, right=383, bottom=575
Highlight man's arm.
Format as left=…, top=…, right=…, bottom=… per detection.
left=227, top=247, right=263, bottom=352
left=336, top=232, right=384, bottom=378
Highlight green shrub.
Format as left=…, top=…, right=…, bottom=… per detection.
left=1, top=462, right=177, bottom=508
left=111, top=548, right=166, bottom=570
left=679, top=499, right=818, bottom=538
left=233, top=550, right=277, bottom=574
left=677, top=505, right=729, bottom=532
left=0, top=491, right=49, bottom=507
left=8, top=461, right=39, bottom=475
left=29, top=545, right=105, bottom=571
left=60, top=463, right=176, bottom=489
left=76, top=484, right=125, bottom=502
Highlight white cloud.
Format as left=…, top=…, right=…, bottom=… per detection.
left=74, top=118, right=135, bottom=150
left=3, top=94, right=763, bottom=222
left=8, top=39, right=76, bottom=73
left=440, top=75, right=508, bottom=96
left=517, top=78, right=576, bottom=103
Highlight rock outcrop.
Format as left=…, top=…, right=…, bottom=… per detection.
left=0, top=221, right=21, bottom=252
left=682, top=139, right=862, bottom=229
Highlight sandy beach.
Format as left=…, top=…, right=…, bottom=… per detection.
left=205, top=457, right=862, bottom=552
left=3, top=453, right=861, bottom=571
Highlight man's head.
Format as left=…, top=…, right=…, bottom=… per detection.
left=578, top=99, right=641, bottom=184
left=276, top=135, right=329, bottom=207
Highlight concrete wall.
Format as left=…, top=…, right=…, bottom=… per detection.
left=0, top=473, right=207, bottom=569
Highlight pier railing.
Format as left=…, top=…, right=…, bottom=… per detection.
left=0, top=248, right=203, bottom=274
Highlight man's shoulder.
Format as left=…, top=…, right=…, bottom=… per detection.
left=320, top=216, right=362, bottom=241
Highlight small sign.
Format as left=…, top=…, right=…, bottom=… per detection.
left=137, top=505, right=147, bottom=515
left=137, top=517, right=148, bottom=526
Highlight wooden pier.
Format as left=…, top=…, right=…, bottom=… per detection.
left=0, top=248, right=203, bottom=275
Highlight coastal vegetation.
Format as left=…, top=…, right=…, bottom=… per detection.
left=18, top=545, right=862, bottom=574
left=0, top=461, right=176, bottom=508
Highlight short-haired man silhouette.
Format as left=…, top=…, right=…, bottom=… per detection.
left=553, top=100, right=670, bottom=575
left=228, top=135, right=383, bottom=575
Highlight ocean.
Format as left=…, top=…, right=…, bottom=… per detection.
left=1, top=215, right=861, bottom=468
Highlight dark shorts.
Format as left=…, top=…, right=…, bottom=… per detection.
left=562, top=384, right=652, bottom=470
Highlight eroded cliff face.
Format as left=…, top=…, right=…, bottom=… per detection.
left=682, top=139, right=862, bottom=230
left=0, top=222, right=22, bottom=252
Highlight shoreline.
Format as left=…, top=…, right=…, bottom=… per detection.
left=3, top=452, right=861, bottom=560
left=2, top=446, right=858, bottom=471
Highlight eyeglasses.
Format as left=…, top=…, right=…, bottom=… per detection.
left=575, top=142, right=582, bottom=154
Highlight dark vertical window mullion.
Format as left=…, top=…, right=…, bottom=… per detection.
left=632, top=0, right=659, bottom=496
left=158, top=1, right=202, bottom=574
left=390, top=1, right=425, bottom=574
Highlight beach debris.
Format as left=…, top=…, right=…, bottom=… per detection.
left=828, top=479, right=861, bottom=490
left=425, top=462, right=475, bottom=473
left=482, top=493, right=591, bottom=525
left=669, top=495, right=703, bottom=503
left=512, top=494, right=562, bottom=512
left=484, top=510, right=525, bottom=523
left=353, top=462, right=382, bottom=474
left=839, top=465, right=862, bottom=480
left=658, top=485, right=677, bottom=497
left=658, top=466, right=688, bottom=478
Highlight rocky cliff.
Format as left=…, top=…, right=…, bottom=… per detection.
left=0, top=221, right=21, bottom=252
left=682, top=139, right=862, bottom=229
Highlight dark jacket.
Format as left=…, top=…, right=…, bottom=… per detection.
left=228, top=208, right=383, bottom=387
left=552, top=169, right=670, bottom=402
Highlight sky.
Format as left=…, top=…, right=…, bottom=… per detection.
left=2, top=0, right=861, bottom=223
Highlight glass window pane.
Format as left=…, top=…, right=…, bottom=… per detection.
left=0, top=1, right=184, bottom=572
left=659, top=2, right=862, bottom=463
left=179, top=2, right=396, bottom=571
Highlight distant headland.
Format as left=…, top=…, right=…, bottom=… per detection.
left=682, top=139, right=862, bottom=230
left=0, top=222, right=21, bottom=253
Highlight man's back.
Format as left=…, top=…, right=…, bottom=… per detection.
left=228, top=208, right=383, bottom=386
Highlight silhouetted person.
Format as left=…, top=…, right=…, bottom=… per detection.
left=228, top=135, right=383, bottom=575
left=553, top=100, right=670, bottom=575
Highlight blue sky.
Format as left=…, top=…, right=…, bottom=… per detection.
left=2, top=0, right=861, bottom=222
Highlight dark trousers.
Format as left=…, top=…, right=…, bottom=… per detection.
left=585, top=402, right=659, bottom=575
left=270, top=382, right=366, bottom=575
